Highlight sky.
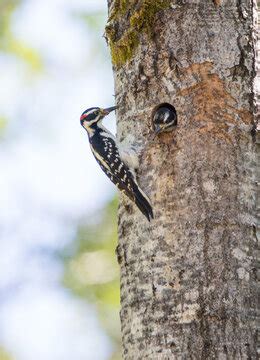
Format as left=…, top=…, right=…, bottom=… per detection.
left=0, top=0, right=116, bottom=359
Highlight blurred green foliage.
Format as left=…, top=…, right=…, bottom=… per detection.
left=80, top=11, right=106, bottom=32
left=73, top=10, right=109, bottom=63
left=0, top=115, right=7, bottom=138
left=0, top=0, right=42, bottom=71
left=63, top=197, right=121, bottom=359
left=0, top=347, right=13, bottom=360
left=0, top=0, right=42, bottom=138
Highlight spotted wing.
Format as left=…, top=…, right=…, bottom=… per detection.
left=90, top=134, right=135, bottom=199
left=90, top=134, right=153, bottom=221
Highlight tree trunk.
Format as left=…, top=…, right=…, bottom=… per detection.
left=106, top=1, right=258, bottom=358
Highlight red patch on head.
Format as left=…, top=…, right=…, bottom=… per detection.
left=80, top=113, right=87, bottom=121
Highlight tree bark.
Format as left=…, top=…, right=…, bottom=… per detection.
left=107, top=1, right=258, bottom=358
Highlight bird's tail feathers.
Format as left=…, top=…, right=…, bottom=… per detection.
left=133, top=185, right=154, bottom=222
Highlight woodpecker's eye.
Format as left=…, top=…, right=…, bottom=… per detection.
left=94, top=110, right=99, bottom=115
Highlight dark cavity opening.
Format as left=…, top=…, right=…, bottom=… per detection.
left=151, top=103, right=177, bottom=133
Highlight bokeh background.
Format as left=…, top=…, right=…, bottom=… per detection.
left=0, top=0, right=120, bottom=359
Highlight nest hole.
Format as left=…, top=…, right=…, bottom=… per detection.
left=151, top=103, right=177, bottom=132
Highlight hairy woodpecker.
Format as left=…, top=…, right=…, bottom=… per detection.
left=153, top=106, right=177, bottom=134
left=80, top=106, right=153, bottom=221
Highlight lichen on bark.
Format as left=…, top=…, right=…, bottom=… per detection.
left=105, top=0, right=171, bottom=67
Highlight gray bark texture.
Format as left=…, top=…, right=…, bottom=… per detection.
left=107, top=0, right=259, bottom=358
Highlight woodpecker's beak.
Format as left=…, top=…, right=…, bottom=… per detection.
left=154, top=125, right=162, bottom=135
left=101, top=106, right=117, bottom=116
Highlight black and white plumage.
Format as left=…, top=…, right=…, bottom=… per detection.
left=153, top=106, right=177, bottom=134
left=80, top=106, right=153, bottom=221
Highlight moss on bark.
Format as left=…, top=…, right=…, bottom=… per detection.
left=106, top=0, right=171, bottom=67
